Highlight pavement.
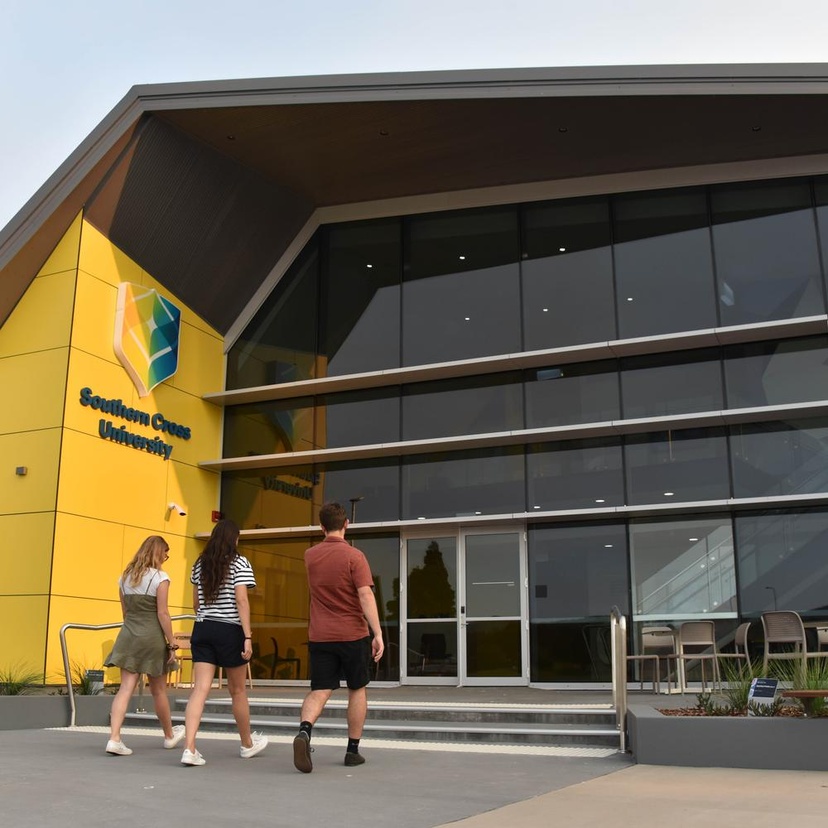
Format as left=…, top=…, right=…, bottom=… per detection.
left=4, top=685, right=826, bottom=827
left=2, top=722, right=828, bottom=828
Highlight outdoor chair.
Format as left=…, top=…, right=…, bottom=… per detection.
left=676, top=620, right=720, bottom=693
left=761, top=610, right=807, bottom=679
left=717, top=621, right=752, bottom=674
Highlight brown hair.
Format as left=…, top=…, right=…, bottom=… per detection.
left=319, top=502, right=347, bottom=532
left=123, top=536, right=169, bottom=588
left=195, top=519, right=240, bottom=604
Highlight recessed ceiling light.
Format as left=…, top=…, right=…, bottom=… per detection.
left=542, top=308, right=549, bottom=312
left=474, top=511, right=481, bottom=515
left=559, top=247, right=566, bottom=252
left=464, top=317, right=470, bottom=321
left=689, top=537, right=699, bottom=542
left=417, top=516, right=426, bottom=520
left=751, top=125, right=762, bottom=132
left=627, top=297, right=634, bottom=302
left=595, top=498, right=605, bottom=503
left=604, top=544, right=613, bottom=548
left=664, top=492, right=675, bottom=497
left=533, top=505, right=541, bottom=509
left=459, top=255, right=466, bottom=260
left=366, top=264, right=373, bottom=268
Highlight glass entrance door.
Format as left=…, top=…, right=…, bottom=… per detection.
left=402, top=529, right=527, bottom=685
left=461, top=530, right=527, bottom=686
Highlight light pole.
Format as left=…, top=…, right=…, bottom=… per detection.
left=349, top=496, right=364, bottom=524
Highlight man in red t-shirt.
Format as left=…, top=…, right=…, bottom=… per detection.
left=293, top=501, right=384, bottom=773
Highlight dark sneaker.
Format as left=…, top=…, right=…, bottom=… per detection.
left=293, top=731, right=313, bottom=773
left=344, top=751, right=366, bottom=767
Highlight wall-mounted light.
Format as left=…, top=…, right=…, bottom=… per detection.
left=15, top=466, right=28, bottom=476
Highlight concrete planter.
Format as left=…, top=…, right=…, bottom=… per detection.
left=628, top=703, right=828, bottom=771
left=0, top=694, right=112, bottom=730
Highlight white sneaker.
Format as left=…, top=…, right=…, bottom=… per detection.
left=106, top=740, right=132, bottom=756
left=181, top=748, right=206, bottom=766
left=239, top=732, right=268, bottom=759
left=164, top=725, right=186, bottom=749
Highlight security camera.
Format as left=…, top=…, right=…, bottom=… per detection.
left=167, top=502, right=187, bottom=517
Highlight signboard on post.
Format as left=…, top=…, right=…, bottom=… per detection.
left=747, top=677, right=779, bottom=715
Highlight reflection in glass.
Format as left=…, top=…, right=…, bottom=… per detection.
left=406, top=537, right=457, bottom=619
left=466, top=620, right=521, bottom=678
left=711, top=179, right=824, bottom=326
left=624, top=427, right=730, bottom=505
left=320, top=388, right=401, bottom=448
left=524, top=360, right=619, bottom=428
left=620, top=349, right=723, bottom=419
left=526, top=438, right=624, bottom=511
left=402, top=372, right=522, bottom=441
left=226, top=237, right=319, bottom=389
left=613, top=188, right=716, bottom=338
left=316, top=458, right=400, bottom=524
left=221, top=466, right=315, bottom=531
left=407, top=621, right=457, bottom=678
left=223, top=397, right=314, bottom=458
left=528, top=523, right=628, bottom=682
left=723, top=336, right=828, bottom=409
left=352, top=534, right=400, bottom=682
left=730, top=419, right=828, bottom=499
left=321, top=219, right=401, bottom=376
left=735, top=509, right=828, bottom=616
left=521, top=197, right=615, bottom=348
left=629, top=517, right=736, bottom=618
left=464, top=533, right=521, bottom=618
left=402, top=208, right=521, bottom=365
left=402, top=447, right=525, bottom=519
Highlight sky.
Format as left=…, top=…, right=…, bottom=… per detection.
left=2, top=0, right=828, bottom=229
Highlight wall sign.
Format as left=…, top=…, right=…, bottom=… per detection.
left=79, top=387, right=192, bottom=461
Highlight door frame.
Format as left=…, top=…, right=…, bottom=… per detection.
left=400, top=524, right=528, bottom=686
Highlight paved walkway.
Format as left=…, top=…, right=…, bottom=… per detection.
left=2, top=723, right=827, bottom=828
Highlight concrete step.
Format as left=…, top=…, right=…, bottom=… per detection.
left=125, top=696, right=621, bottom=748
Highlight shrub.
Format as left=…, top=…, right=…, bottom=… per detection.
left=0, top=663, right=44, bottom=696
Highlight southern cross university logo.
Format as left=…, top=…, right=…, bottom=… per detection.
left=114, top=283, right=181, bottom=397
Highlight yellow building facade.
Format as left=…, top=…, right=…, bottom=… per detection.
left=0, top=215, right=224, bottom=682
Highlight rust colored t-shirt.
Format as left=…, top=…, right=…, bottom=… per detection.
left=305, top=535, right=374, bottom=642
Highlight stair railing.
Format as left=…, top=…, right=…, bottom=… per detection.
left=609, top=606, right=627, bottom=752
left=60, top=614, right=196, bottom=727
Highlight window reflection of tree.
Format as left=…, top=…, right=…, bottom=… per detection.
left=407, top=541, right=456, bottom=618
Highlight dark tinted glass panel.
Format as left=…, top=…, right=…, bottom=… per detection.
left=624, top=427, right=730, bottom=505
left=524, top=360, right=619, bottom=427
left=620, top=349, right=723, bottom=419
left=730, top=419, right=828, bottom=499
left=320, top=219, right=401, bottom=376
left=521, top=197, right=615, bottom=348
left=711, top=179, right=824, bottom=325
left=402, top=447, right=524, bottom=519
left=226, top=238, right=319, bottom=389
left=402, top=208, right=521, bottom=364
left=528, top=522, right=628, bottom=682
left=402, top=373, right=522, bottom=441
left=526, top=438, right=624, bottom=511
left=223, top=398, right=314, bottom=458
left=320, top=388, right=400, bottom=448
left=466, top=620, right=522, bottom=677
left=813, top=175, right=828, bottom=306
left=237, top=537, right=311, bottom=681
left=724, top=336, right=828, bottom=409
left=221, top=465, right=316, bottom=530
left=353, top=534, right=401, bottom=681
left=316, top=458, right=400, bottom=524
left=629, top=516, right=736, bottom=617
left=613, top=188, right=717, bottom=338
left=736, top=509, right=828, bottom=616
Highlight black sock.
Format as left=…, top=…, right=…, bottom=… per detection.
left=347, top=737, right=360, bottom=754
left=299, top=721, right=313, bottom=740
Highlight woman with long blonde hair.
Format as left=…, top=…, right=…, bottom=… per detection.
left=103, top=535, right=184, bottom=755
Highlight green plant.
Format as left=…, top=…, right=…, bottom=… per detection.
left=773, top=657, right=828, bottom=716
left=748, top=697, right=784, bottom=717
left=70, top=661, right=104, bottom=695
left=0, top=663, right=44, bottom=695
left=717, top=658, right=765, bottom=712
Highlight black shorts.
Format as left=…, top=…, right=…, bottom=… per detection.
left=308, top=637, right=372, bottom=690
left=190, top=620, right=247, bottom=668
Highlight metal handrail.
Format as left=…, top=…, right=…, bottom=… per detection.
left=60, top=615, right=196, bottom=727
left=609, top=606, right=628, bottom=752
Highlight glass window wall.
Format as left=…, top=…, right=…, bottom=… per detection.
left=711, top=179, right=824, bottom=326
left=521, top=197, right=615, bottom=348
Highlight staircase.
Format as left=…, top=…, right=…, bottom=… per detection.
left=125, top=694, right=621, bottom=751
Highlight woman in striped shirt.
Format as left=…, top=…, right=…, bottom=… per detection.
left=180, top=519, right=267, bottom=765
